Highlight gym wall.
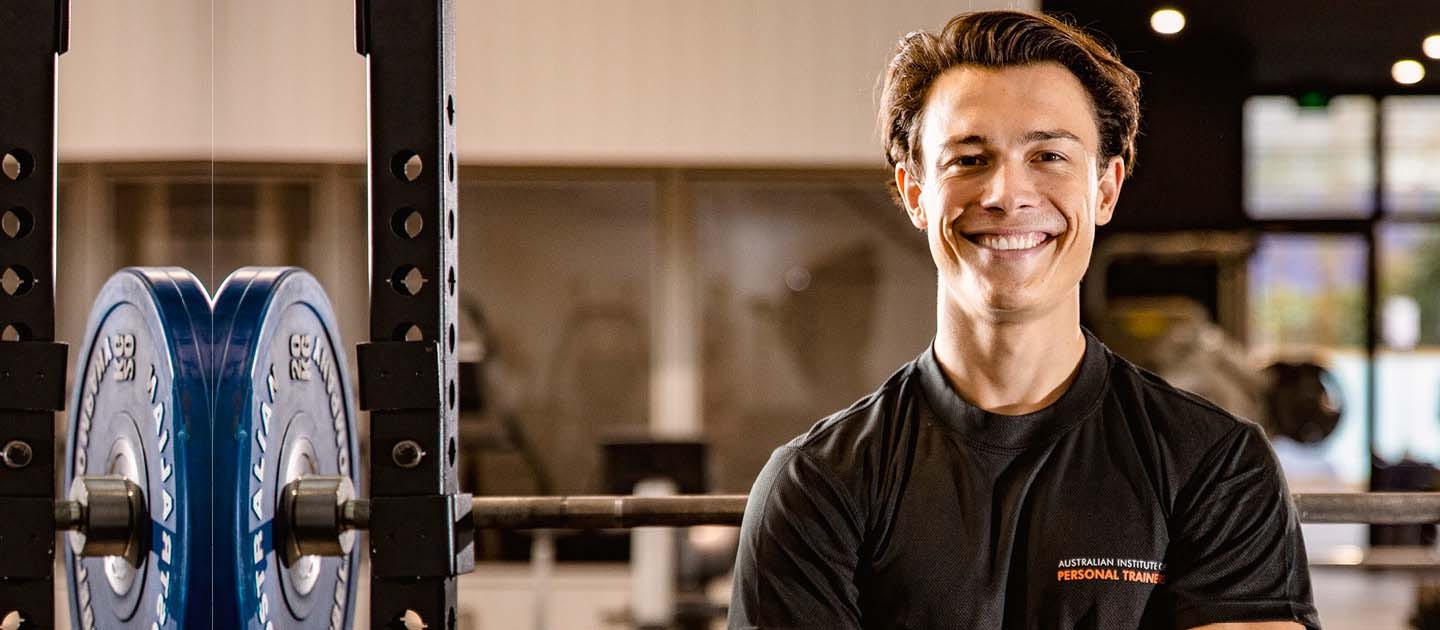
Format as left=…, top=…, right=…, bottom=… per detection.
left=59, top=0, right=1036, bottom=164
left=51, top=0, right=1036, bottom=494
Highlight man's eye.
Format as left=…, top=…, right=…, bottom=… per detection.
left=955, top=155, right=985, bottom=167
left=1036, top=151, right=1065, bottom=162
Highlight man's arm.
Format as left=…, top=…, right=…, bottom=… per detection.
left=1166, top=423, right=1320, bottom=630
left=728, top=445, right=864, bottom=630
left=1190, top=623, right=1305, bottom=630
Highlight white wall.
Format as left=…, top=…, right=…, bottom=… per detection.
left=59, top=0, right=213, bottom=160
left=59, top=0, right=1034, bottom=165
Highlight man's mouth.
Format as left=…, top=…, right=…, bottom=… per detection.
left=963, top=231, right=1057, bottom=252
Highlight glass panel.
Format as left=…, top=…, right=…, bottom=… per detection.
left=693, top=179, right=935, bottom=492
left=113, top=178, right=313, bottom=287
left=1247, top=233, right=1368, bottom=486
left=205, top=182, right=256, bottom=282
left=1244, top=95, right=1375, bottom=218
left=1375, top=223, right=1440, bottom=464
left=1248, top=233, right=1370, bottom=559
left=1383, top=96, right=1440, bottom=214
left=457, top=180, right=656, bottom=498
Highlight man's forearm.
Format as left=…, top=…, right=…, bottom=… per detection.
left=1189, top=622, right=1306, bottom=630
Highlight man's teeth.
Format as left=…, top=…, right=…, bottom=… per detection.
left=972, top=233, right=1048, bottom=251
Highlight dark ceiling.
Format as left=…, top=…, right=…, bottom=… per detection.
left=1045, top=0, right=1440, bottom=92
left=1027, top=1, right=1440, bottom=232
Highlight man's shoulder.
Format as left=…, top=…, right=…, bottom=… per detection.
left=1104, top=347, right=1270, bottom=457
left=782, top=358, right=927, bottom=466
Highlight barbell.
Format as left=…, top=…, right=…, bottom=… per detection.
left=278, top=476, right=1440, bottom=549
left=67, top=474, right=1440, bottom=590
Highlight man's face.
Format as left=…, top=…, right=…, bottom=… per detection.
left=896, top=62, right=1123, bottom=321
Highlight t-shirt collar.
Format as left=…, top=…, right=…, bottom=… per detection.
left=916, top=327, right=1110, bottom=450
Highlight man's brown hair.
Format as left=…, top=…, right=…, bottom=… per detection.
left=879, top=10, right=1141, bottom=195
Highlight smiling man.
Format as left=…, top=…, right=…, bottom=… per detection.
left=727, top=10, right=1319, bottom=630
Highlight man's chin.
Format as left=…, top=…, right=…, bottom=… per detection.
left=945, top=283, right=1051, bottom=319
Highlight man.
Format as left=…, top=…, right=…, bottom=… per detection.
left=728, top=10, right=1318, bottom=630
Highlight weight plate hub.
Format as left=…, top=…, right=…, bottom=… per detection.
left=213, top=267, right=359, bottom=630
left=64, top=268, right=212, bottom=629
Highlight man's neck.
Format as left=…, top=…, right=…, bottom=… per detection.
left=933, top=288, right=1088, bottom=416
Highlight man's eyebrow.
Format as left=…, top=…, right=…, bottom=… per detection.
left=937, top=129, right=1082, bottom=154
left=1021, top=129, right=1082, bottom=143
left=939, top=135, right=988, bottom=151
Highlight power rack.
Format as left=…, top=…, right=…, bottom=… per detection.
left=0, top=1, right=70, bottom=625
left=354, top=0, right=475, bottom=625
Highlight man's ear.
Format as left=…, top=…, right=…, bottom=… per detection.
left=895, top=163, right=927, bottom=230
left=1095, top=156, right=1125, bottom=227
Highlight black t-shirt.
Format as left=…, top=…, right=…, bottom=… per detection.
left=728, top=330, right=1320, bottom=630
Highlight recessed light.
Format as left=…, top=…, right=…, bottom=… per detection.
left=1424, top=34, right=1440, bottom=60
left=1150, top=8, right=1186, bottom=36
left=1393, top=59, right=1426, bottom=85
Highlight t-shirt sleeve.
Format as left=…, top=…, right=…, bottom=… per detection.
left=727, top=445, right=864, bottom=630
left=1166, top=423, right=1321, bottom=630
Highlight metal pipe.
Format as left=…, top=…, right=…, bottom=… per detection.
left=63, top=476, right=147, bottom=568
left=53, top=500, right=83, bottom=531
left=466, top=495, right=748, bottom=529
left=324, top=492, right=1440, bottom=536
left=1295, top=493, right=1440, bottom=524
left=338, top=494, right=747, bottom=532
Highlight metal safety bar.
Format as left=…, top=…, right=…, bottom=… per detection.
left=437, top=493, right=1440, bottom=529
left=340, top=494, right=749, bottom=531
left=293, top=487, right=1440, bottom=538
left=1295, top=493, right=1440, bottom=525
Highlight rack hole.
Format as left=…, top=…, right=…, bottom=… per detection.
left=2, top=150, right=33, bottom=181
left=390, top=151, right=423, bottom=182
left=391, top=265, right=427, bottom=296
left=400, top=609, right=426, bottom=630
left=446, top=95, right=455, bottom=126
left=448, top=209, right=455, bottom=240
left=1, top=325, right=23, bottom=342
left=1, top=266, right=34, bottom=296
left=391, top=208, right=423, bottom=239
left=448, top=379, right=457, bottom=410
left=447, top=152, right=455, bottom=182
left=447, top=267, right=455, bottom=296
left=0, top=610, right=25, bottom=630
left=393, top=323, right=423, bottom=342
left=448, top=437, right=457, bottom=467
left=447, top=322, right=456, bottom=353
left=1, top=208, right=32, bottom=239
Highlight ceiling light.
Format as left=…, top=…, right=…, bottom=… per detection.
left=1150, top=9, right=1186, bottom=35
left=1424, top=34, right=1440, bottom=60
left=1393, top=59, right=1425, bottom=85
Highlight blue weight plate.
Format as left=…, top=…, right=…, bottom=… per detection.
left=65, top=268, right=212, bottom=630
left=212, top=267, right=360, bottom=630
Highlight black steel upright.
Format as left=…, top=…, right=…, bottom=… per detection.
left=0, top=1, right=70, bottom=626
left=355, top=0, right=474, bottom=626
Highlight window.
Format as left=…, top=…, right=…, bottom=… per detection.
left=1244, top=96, right=1375, bottom=218
left=1382, top=97, right=1440, bottom=215
left=1247, top=233, right=1369, bottom=485
left=1375, top=223, right=1440, bottom=464
left=692, top=178, right=933, bottom=491
left=459, top=179, right=657, bottom=496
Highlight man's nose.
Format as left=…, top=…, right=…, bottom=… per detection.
left=978, top=161, right=1039, bottom=213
